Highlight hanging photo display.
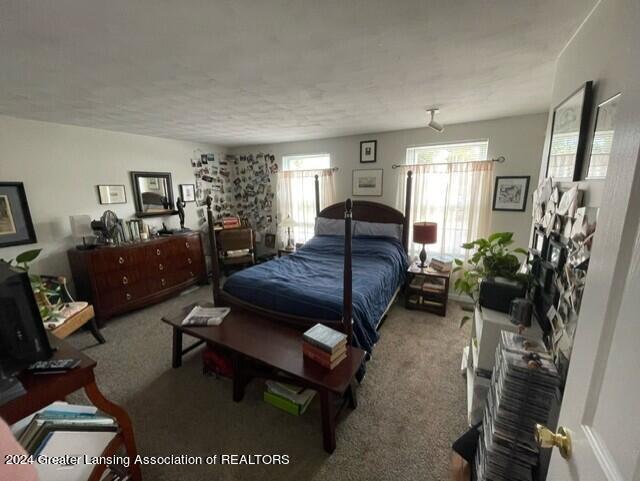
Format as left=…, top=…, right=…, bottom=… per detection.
left=189, top=150, right=277, bottom=234
left=529, top=179, right=597, bottom=380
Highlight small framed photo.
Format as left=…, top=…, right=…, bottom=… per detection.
left=97, top=185, right=127, bottom=204
left=492, top=176, right=530, bottom=211
left=360, top=140, right=377, bottom=163
left=0, top=182, right=37, bottom=248
left=353, top=169, right=383, bottom=196
left=547, top=239, right=567, bottom=270
left=180, top=184, right=196, bottom=202
left=532, top=227, right=548, bottom=257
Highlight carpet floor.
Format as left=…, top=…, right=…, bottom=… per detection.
left=67, top=286, right=470, bottom=481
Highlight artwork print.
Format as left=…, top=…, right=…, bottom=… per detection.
left=492, top=176, right=530, bottom=211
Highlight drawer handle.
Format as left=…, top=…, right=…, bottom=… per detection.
left=118, top=256, right=125, bottom=265
left=122, top=276, right=129, bottom=285
left=161, top=278, right=166, bottom=287
left=187, top=258, right=192, bottom=265
left=156, top=248, right=161, bottom=256
left=125, top=293, right=132, bottom=301
left=185, top=241, right=190, bottom=248
left=159, top=263, right=164, bottom=271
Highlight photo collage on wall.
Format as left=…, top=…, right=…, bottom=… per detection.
left=190, top=151, right=278, bottom=236
left=528, top=177, right=598, bottom=380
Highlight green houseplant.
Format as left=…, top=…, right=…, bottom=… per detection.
left=0, top=248, right=64, bottom=322
left=452, top=232, right=529, bottom=304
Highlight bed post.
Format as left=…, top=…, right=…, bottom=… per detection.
left=402, top=170, right=413, bottom=252
left=343, top=198, right=353, bottom=342
left=314, top=174, right=320, bottom=216
left=206, top=196, right=221, bottom=305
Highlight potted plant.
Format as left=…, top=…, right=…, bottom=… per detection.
left=453, top=232, right=529, bottom=309
left=0, top=249, right=64, bottom=322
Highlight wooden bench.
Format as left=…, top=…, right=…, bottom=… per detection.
left=162, top=304, right=365, bottom=453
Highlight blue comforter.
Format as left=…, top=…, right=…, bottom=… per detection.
left=223, top=235, right=408, bottom=353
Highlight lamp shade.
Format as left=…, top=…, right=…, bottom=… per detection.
left=280, top=215, right=296, bottom=228
left=70, top=215, right=94, bottom=238
left=413, top=222, right=437, bottom=244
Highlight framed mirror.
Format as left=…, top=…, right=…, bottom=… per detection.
left=130, top=171, right=177, bottom=217
left=587, top=92, right=621, bottom=179
left=546, top=81, right=593, bottom=181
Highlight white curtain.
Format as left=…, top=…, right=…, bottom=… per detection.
left=396, top=161, right=494, bottom=260
left=277, top=169, right=336, bottom=245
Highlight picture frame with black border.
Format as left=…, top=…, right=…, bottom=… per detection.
left=492, top=176, right=530, bottom=211
left=0, top=182, right=37, bottom=248
left=531, top=226, right=548, bottom=258
left=179, top=184, right=196, bottom=203
left=547, top=239, right=567, bottom=271
left=360, top=140, right=377, bottom=163
left=97, top=184, right=127, bottom=205
left=545, top=81, right=593, bottom=181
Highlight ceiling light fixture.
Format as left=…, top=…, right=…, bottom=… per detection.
left=426, top=108, right=444, bottom=133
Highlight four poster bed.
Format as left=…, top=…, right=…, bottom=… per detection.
left=206, top=171, right=413, bottom=354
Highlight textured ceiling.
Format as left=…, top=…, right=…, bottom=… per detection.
left=0, top=0, right=595, bottom=146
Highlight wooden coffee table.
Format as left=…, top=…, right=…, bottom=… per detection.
left=162, top=304, right=366, bottom=453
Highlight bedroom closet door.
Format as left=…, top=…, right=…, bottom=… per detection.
left=544, top=58, right=640, bottom=481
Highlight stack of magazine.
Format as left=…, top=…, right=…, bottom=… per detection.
left=12, top=402, right=119, bottom=481
left=181, top=305, right=230, bottom=326
left=263, top=381, right=316, bottom=416
left=475, top=332, right=560, bottom=481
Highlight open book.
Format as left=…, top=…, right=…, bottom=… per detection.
left=181, top=306, right=230, bottom=326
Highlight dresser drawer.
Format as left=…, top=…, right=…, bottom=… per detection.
left=91, top=249, right=137, bottom=273
left=101, top=283, right=149, bottom=307
left=95, top=270, right=146, bottom=291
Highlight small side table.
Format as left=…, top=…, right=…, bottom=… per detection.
left=278, top=248, right=296, bottom=257
left=404, top=265, right=450, bottom=316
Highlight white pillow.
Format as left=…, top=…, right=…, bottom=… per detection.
left=354, top=220, right=403, bottom=242
left=315, top=217, right=352, bottom=236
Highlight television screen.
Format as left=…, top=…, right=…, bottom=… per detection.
left=0, top=262, right=52, bottom=373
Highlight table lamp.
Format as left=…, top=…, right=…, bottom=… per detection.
left=280, top=216, right=296, bottom=251
left=70, top=215, right=95, bottom=249
left=413, top=222, right=437, bottom=269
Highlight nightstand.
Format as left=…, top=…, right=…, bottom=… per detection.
left=404, top=265, right=450, bottom=316
left=278, top=248, right=296, bottom=257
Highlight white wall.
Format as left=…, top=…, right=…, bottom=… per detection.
left=538, top=0, right=632, bottom=207
left=0, top=115, right=221, bottom=277
left=230, top=113, right=547, bottom=250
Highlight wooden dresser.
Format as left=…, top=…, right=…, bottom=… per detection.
left=68, top=232, right=206, bottom=321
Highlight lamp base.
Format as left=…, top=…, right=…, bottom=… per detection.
left=419, top=245, right=427, bottom=269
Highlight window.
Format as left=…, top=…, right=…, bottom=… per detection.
left=283, top=153, right=330, bottom=171
left=278, top=153, right=335, bottom=245
left=398, top=140, right=493, bottom=259
left=406, top=140, right=488, bottom=165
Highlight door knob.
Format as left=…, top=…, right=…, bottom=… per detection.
left=535, top=424, right=572, bottom=459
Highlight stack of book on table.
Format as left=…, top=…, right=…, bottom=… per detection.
left=302, top=323, right=347, bottom=370
left=13, top=401, right=120, bottom=481
left=409, top=275, right=446, bottom=294
left=264, top=381, right=316, bottom=416
left=429, top=255, right=453, bottom=272
left=475, top=332, right=560, bottom=481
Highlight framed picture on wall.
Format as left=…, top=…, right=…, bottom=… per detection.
left=0, top=182, right=37, bottom=248
left=545, top=81, right=593, bottom=181
left=179, top=184, right=196, bottom=202
left=97, top=185, right=127, bottom=204
left=353, top=169, right=383, bottom=196
left=360, top=140, right=377, bottom=163
left=492, top=176, right=530, bottom=211
left=587, top=92, right=621, bottom=179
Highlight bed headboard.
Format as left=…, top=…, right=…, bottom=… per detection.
left=315, top=171, right=413, bottom=252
